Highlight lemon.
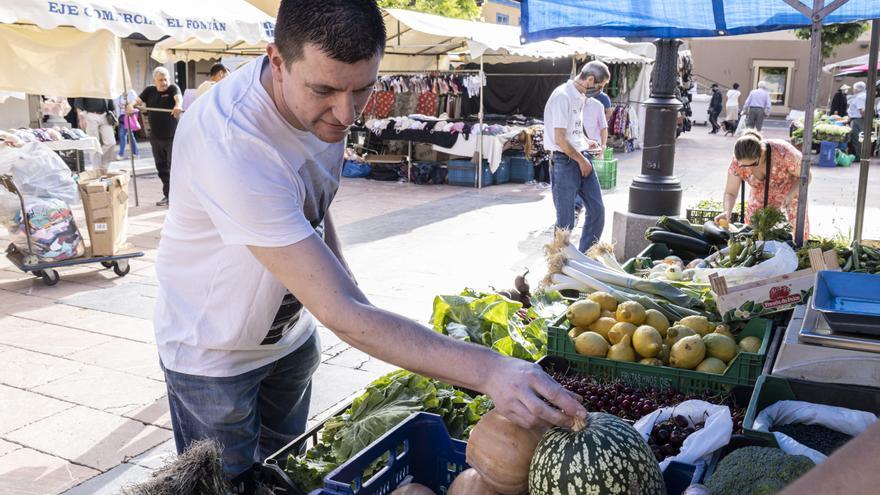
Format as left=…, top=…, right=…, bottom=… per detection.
left=696, top=357, right=727, bottom=374
left=644, top=309, right=670, bottom=338
left=670, top=335, right=706, bottom=369
left=588, top=317, right=617, bottom=342
left=567, top=299, right=601, bottom=327
left=714, top=324, right=734, bottom=339
left=607, top=334, right=636, bottom=362
left=739, top=336, right=762, bottom=353
left=679, top=315, right=712, bottom=336
left=587, top=291, right=618, bottom=312
left=568, top=327, right=588, bottom=339
left=616, top=301, right=647, bottom=325
left=703, top=333, right=738, bottom=363
left=665, top=325, right=697, bottom=346
left=639, top=357, right=663, bottom=366
left=574, top=332, right=610, bottom=358
left=608, top=322, right=637, bottom=345
left=633, top=325, right=663, bottom=358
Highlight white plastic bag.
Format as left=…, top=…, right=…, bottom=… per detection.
left=634, top=400, right=733, bottom=471
left=693, top=241, right=799, bottom=285
left=753, top=400, right=877, bottom=464
left=734, top=116, right=747, bottom=137
left=0, top=141, right=79, bottom=204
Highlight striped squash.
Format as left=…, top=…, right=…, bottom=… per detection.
left=528, top=412, right=665, bottom=495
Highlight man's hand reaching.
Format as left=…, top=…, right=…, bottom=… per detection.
left=578, top=156, right=594, bottom=177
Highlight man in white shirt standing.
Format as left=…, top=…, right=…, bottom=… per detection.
left=155, top=0, right=584, bottom=479
left=847, top=81, right=868, bottom=155
left=582, top=96, right=608, bottom=149
left=544, top=61, right=610, bottom=252
left=742, top=81, right=773, bottom=131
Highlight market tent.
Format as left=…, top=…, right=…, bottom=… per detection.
left=834, top=62, right=880, bottom=77
left=0, top=24, right=127, bottom=98
left=823, top=53, right=871, bottom=73
left=521, top=0, right=880, bottom=41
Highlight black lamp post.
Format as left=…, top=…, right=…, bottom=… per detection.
left=628, top=38, right=683, bottom=216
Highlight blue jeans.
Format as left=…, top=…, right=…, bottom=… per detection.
left=551, top=151, right=605, bottom=252
left=161, top=332, right=321, bottom=478
left=118, top=124, right=138, bottom=157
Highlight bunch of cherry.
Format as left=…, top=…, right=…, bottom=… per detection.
left=648, top=415, right=703, bottom=462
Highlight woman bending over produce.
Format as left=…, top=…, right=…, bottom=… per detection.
left=715, top=130, right=809, bottom=239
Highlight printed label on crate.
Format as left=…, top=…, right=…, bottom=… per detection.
left=94, top=222, right=108, bottom=232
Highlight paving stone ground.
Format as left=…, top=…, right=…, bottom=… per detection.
left=0, top=123, right=877, bottom=494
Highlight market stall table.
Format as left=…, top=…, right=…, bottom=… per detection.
left=42, top=137, right=100, bottom=172
left=432, top=128, right=524, bottom=173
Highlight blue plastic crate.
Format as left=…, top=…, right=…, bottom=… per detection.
left=508, top=156, right=535, bottom=183
left=811, top=270, right=880, bottom=335
left=493, top=158, right=510, bottom=184
left=311, top=413, right=466, bottom=495
left=446, top=159, right=493, bottom=187
left=818, top=141, right=837, bottom=167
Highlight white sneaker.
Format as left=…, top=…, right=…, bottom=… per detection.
left=526, top=180, right=537, bottom=185
left=538, top=182, right=551, bottom=189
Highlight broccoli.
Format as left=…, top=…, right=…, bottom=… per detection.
left=705, top=446, right=815, bottom=495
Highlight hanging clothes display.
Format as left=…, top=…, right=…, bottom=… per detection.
left=363, top=91, right=395, bottom=119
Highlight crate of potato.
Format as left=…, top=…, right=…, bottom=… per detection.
left=547, top=293, right=772, bottom=394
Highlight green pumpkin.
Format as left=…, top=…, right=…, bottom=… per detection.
left=529, top=412, right=665, bottom=495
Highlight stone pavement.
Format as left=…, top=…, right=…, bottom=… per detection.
left=0, top=124, right=877, bottom=494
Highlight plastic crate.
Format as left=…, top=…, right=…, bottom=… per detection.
left=621, top=243, right=672, bottom=274
left=446, top=159, right=493, bottom=187
left=508, top=156, right=535, bottom=183
left=493, top=158, right=510, bottom=185
left=818, top=141, right=838, bottom=167
left=309, top=413, right=466, bottom=495
left=742, top=374, right=880, bottom=446
left=592, top=157, right=617, bottom=190
left=547, top=317, right=773, bottom=394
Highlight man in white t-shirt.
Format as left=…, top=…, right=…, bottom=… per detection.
left=582, top=96, right=608, bottom=149
left=544, top=61, right=610, bottom=252
left=155, top=0, right=584, bottom=478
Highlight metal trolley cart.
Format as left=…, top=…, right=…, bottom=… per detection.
left=1, top=174, right=143, bottom=286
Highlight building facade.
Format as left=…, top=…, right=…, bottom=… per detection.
left=480, top=0, right=521, bottom=26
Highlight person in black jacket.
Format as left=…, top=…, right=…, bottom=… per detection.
left=708, top=83, right=723, bottom=134
left=830, top=85, right=849, bottom=117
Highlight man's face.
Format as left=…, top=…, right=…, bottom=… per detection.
left=154, top=73, right=170, bottom=92
left=578, top=76, right=607, bottom=98
left=267, top=43, right=380, bottom=143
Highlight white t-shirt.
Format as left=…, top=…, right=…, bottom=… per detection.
left=725, top=89, right=741, bottom=108
left=581, top=97, right=608, bottom=143
left=154, top=56, right=343, bottom=377
left=543, top=81, right=587, bottom=153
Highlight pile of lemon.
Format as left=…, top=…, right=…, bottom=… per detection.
left=566, top=293, right=762, bottom=374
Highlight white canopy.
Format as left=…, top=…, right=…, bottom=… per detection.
left=152, top=7, right=650, bottom=67
left=823, top=53, right=870, bottom=74
left=0, top=0, right=274, bottom=44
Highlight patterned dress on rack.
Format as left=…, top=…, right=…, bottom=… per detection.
left=727, top=139, right=809, bottom=238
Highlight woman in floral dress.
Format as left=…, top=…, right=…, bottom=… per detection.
left=715, top=130, right=809, bottom=239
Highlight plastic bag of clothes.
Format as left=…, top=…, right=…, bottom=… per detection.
left=0, top=142, right=85, bottom=262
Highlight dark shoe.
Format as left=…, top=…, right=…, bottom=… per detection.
left=156, top=197, right=169, bottom=207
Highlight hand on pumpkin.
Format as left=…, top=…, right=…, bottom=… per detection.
left=486, top=357, right=586, bottom=431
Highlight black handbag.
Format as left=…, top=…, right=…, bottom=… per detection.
left=105, top=110, right=119, bottom=127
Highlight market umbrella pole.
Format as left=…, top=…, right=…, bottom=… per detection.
left=793, top=1, right=824, bottom=247
left=477, top=56, right=485, bottom=188
left=854, top=19, right=879, bottom=242
left=120, top=50, right=139, bottom=206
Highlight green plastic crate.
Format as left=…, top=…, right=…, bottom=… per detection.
left=621, top=243, right=671, bottom=274
left=547, top=317, right=773, bottom=394
left=742, top=375, right=880, bottom=447
left=592, top=158, right=617, bottom=190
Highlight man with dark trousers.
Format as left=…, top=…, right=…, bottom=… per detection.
left=128, top=67, right=182, bottom=206
left=708, top=83, right=722, bottom=134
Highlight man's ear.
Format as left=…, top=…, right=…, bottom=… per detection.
left=266, top=43, right=287, bottom=82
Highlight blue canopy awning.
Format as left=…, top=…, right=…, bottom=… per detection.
left=522, top=0, right=880, bottom=41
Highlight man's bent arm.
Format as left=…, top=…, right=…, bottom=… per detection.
left=249, top=237, right=585, bottom=430
left=322, top=210, right=354, bottom=282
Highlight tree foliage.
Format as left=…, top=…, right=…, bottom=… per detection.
left=378, top=0, right=481, bottom=20
left=795, top=22, right=869, bottom=59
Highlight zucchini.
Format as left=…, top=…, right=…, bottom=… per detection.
left=657, top=216, right=706, bottom=241
left=701, top=221, right=730, bottom=245
left=647, top=230, right=713, bottom=256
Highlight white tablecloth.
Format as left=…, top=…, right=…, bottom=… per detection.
left=432, top=128, right=523, bottom=172
left=42, top=137, right=100, bottom=153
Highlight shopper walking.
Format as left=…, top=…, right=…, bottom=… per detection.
left=544, top=60, right=610, bottom=252
left=715, top=129, right=809, bottom=239
left=128, top=67, right=182, bottom=206
left=154, top=0, right=584, bottom=479
left=725, top=82, right=741, bottom=122
left=847, top=81, right=867, bottom=155
left=196, top=63, right=230, bottom=98
left=742, top=82, right=772, bottom=131
left=582, top=96, right=608, bottom=149
left=115, top=89, right=140, bottom=160
left=830, top=84, right=849, bottom=117
left=708, top=83, right=722, bottom=134
left=73, top=97, right=117, bottom=169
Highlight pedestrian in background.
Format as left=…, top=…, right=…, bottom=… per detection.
left=73, top=97, right=117, bottom=169
left=116, top=89, right=140, bottom=160
left=544, top=60, right=610, bottom=252
left=196, top=63, right=230, bottom=98
left=742, top=81, right=772, bottom=131
left=128, top=67, right=183, bottom=206
left=847, top=81, right=867, bottom=155
left=708, top=83, right=722, bottom=134
left=725, top=82, right=741, bottom=122
left=830, top=84, right=849, bottom=117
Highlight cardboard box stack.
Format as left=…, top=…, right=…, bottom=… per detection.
left=76, top=170, right=129, bottom=256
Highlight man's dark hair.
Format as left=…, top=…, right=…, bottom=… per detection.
left=274, top=0, right=386, bottom=65
left=711, top=83, right=719, bottom=89
left=209, top=63, right=228, bottom=78
left=733, top=82, right=740, bottom=90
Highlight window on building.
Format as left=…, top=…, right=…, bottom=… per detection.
left=751, top=60, right=795, bottom=109
left=496, top=13, right=509, bottom=24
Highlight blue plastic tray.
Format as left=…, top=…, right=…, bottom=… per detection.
left=812, top=271, right=880, bottom=336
